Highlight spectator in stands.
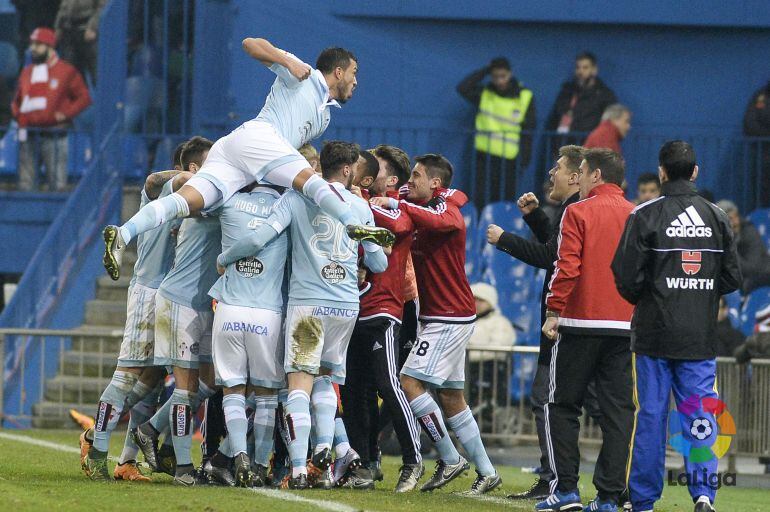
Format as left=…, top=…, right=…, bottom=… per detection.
left=584, top=104, right=631, bottom=154
left=715, top=297, right=745, bottom=357
left=10, top=0, right=61, bottom=58
left=717, top=200, right=770, bottom=293
left=54, top=0, right=106, bottom=83
left=298, top=143, right=320, bottom=175
left=11, top=27, right=91, bottom=192
left=734, top=304, right=770, bottom=363
left=547, top=52, right=617, bottom=139
left=635, top=172, right=661, bottom=204
left=457, top=57, right=535, bottom=207
left=743, top=79, right=770, bottom=207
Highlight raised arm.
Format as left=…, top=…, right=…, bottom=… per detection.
left=217, top=223, right=281, bottom=270
left=241, top=37, right=311, bottom=81
left=143, top=170, right=184, bottom=200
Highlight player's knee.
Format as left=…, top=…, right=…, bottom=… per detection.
left=178, top=184, right=204, bottom=213
left=249, top=385, right=273, bottom=397
left=437, top=388, right=466, bottom=415
left=400, top=374, right=423, bottom=399
left=224, top=384, right=246, bottom=396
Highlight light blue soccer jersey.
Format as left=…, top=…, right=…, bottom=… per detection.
left=255, top=55, right=341, bottom=149
left=157, top=216, right=222, bottom=311
left=131, top=179, right=181, bottom=289
left=209, top=186, right=288, bottom=312
left=268, top=184, right=373, bottom=308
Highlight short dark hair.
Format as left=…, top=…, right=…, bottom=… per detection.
left=172, top=141, right=186, bottom=168
left=576, top=51, right=597, bottom=65
left=558, top=145, right=584, bottom=172
left=414, top=153, right=453, bottom=187
left=373, top=144, right=411, bottom=187
left=181, top=136, right=213, bottom=170
left=489, top=57, right=510, bottom=71
left=316, top=47, right=356, bottom=74
left=320, top=140, right=360, bottom=179
left=359, top=150, right=379, bottom=182
left=659, top=140, right=696, bottom=181
left=637, top=172, right=661, bottom=188
left=583, top=148, right=624, bottom=186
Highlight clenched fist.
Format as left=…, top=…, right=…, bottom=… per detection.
left=487, top=224, right=504, bottom=245
left=517, top=192, right=539, bottom=215
left=287, top=59, right=312, bottom=81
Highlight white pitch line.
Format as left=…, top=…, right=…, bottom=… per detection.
left=456, top=492, right=520, bottom=508
left=0, top=431, right=365, bottom=512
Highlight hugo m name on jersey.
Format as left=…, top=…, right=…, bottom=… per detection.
left=233, top=198, right=272, bottom=216
left=666, top=206, right=713, bottom=238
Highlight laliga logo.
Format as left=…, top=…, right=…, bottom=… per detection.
left=668, top=394, right=735, bottom=462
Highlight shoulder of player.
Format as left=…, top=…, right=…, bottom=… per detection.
left=630, top=195, right=666, bottom=215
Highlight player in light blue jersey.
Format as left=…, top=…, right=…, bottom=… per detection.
left=103, top=40, right=394, bottom=283
left=131, top=141, right=223, bottom=486
left=205, top=184, right=288, bottom=487
left=80, top=141, right=195, bottom=482
left=217, top=141, right=387, bottom=489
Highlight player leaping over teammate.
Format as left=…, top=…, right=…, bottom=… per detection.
left=102, top=39, right=394, bottom=281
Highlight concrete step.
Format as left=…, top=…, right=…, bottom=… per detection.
left=121, top=186, right=143, bottom=223
left=85, top=299, right=128, bottom=327
left=71, top=334, right=123, bottom=353
left=31, top=401, right=93, bottom=429
left=61, top=351, right=117, bottom=378
left=45, top=375, right=110, bottom=404
left=96, top=277, right=131, bottom=301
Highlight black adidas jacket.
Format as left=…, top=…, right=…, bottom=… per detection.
left=611, top=180, right=741, bottom=360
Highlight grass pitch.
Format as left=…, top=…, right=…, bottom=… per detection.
left=1, top=429, right=768, bottom=511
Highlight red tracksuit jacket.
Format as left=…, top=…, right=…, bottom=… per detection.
left=11, top=54, right=91, bottom=128
left=546, top=183, right=634, bottom=336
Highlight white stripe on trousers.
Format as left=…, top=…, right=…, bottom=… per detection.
left=385, top=320, right=422, bottom=462
left=544, top=334, right=561, bottom=495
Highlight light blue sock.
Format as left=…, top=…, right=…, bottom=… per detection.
left=285, top=389, right=311, bottom=477
left=311, top=376, right=337, bottom=454
left=149, top=394, right=173, bottom=433
left=334, top=417, right=351, bottom=459
left=119, top=383, right=161, bottom=463
left=120, top=192, right=189, bottom=243
left=253, top=395, right=278, bottom=466
left=219, top=435, right=233, bottom=458
left=223, top=393, right=248, bottom=456
left=302, top=174, right=355, bottom=226
left=409, top=393, right=460, bottom=465
left=169, top=389, right=194, bottom=466
left=125, top=380, right=154, bottom=410
left=93, top=370, right=138, bottom=452
left=447, top=406, right=495, bottom=476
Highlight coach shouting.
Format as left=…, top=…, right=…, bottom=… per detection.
left=538, top=148, right=635, bottom=512
left=612, top=141, right=741, bottom=512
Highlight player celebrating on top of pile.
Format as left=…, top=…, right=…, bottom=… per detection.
left=102, top=38, right=394, bottom=281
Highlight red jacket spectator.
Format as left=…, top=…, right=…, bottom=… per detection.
left=11, top=52, right=91, bottom=128
left=584, top=119, right=622, bottom=154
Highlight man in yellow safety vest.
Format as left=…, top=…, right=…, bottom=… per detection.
left=458, top=57, right=535, bottom=207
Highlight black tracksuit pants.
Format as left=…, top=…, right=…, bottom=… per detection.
left=545, top=332, right=634, bottom=501
left=340, top=317, right=421, bottom=465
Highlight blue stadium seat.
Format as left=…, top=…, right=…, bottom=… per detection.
left=481, top=244, right=534, bottom=291
left=478, top=201, right=528, bottom=240
left=67, top=132, right=93, bottom=178
left=465, top=220, right=481, bottom=283
left=740, top=287, right=770, bottom=336
left=747, top=208, right=770, bottom=249
left=0, top=41, right=18, bottom=79
left=723, top=290, right=742, bottom=330
left=122, top=135, right=149, bottom=179
left=499, top=300, right=541, bottom=346
left=510, top=353, right=538, bottom=401
left=152, top=137, right=181, bottom=170
left=0, top=126, right=18, bottom=176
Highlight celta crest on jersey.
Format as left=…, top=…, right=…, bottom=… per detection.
left=666, top=206, right=713, bottom=238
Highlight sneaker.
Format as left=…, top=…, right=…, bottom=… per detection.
left=307, top=447, right=332, bottom=486
left=251, top=463, right=269, bottom=488
left=280, top=473, right=310, bottom=490
left=130, top=426, right=159, bottom=472
left=203, top=458, right=236, bottom=487
left=346, top=224, right=395, bottom=247
left=694, top=497, right=716, bottom=512
left=341, top=466, right=375, bottom=490
left=271, top=458, right=290, bottom=488
left=507, top=478, right=550, bottom=500
left=156, top=443, right=176, bottom=476
left=233, top=453, right=253, bottom=488
left=79, top=428, right=93, bottom=474
left=535, top=490, right=583, bottom=512
left=463, top=471, right=502, bottom=496
left=395, top=462, right=424, bottom=493
left=102, top=225, right=126, bottom=281
left=583, top=498, right=618, bottom=511
left=70, top=409, right=95, bottom=431
left=619, top=489, right=632, bottom=511
left=420, top=456, right=470, bottom=492
left=369, top=459, right=384, bottom=482
left=84, top=448, right=110, bottom=482
left=333, top=448, right=362, bottom=485
left=313, top=466, right=334, bottom=490
left=113, top=461, right=151, bottom=482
